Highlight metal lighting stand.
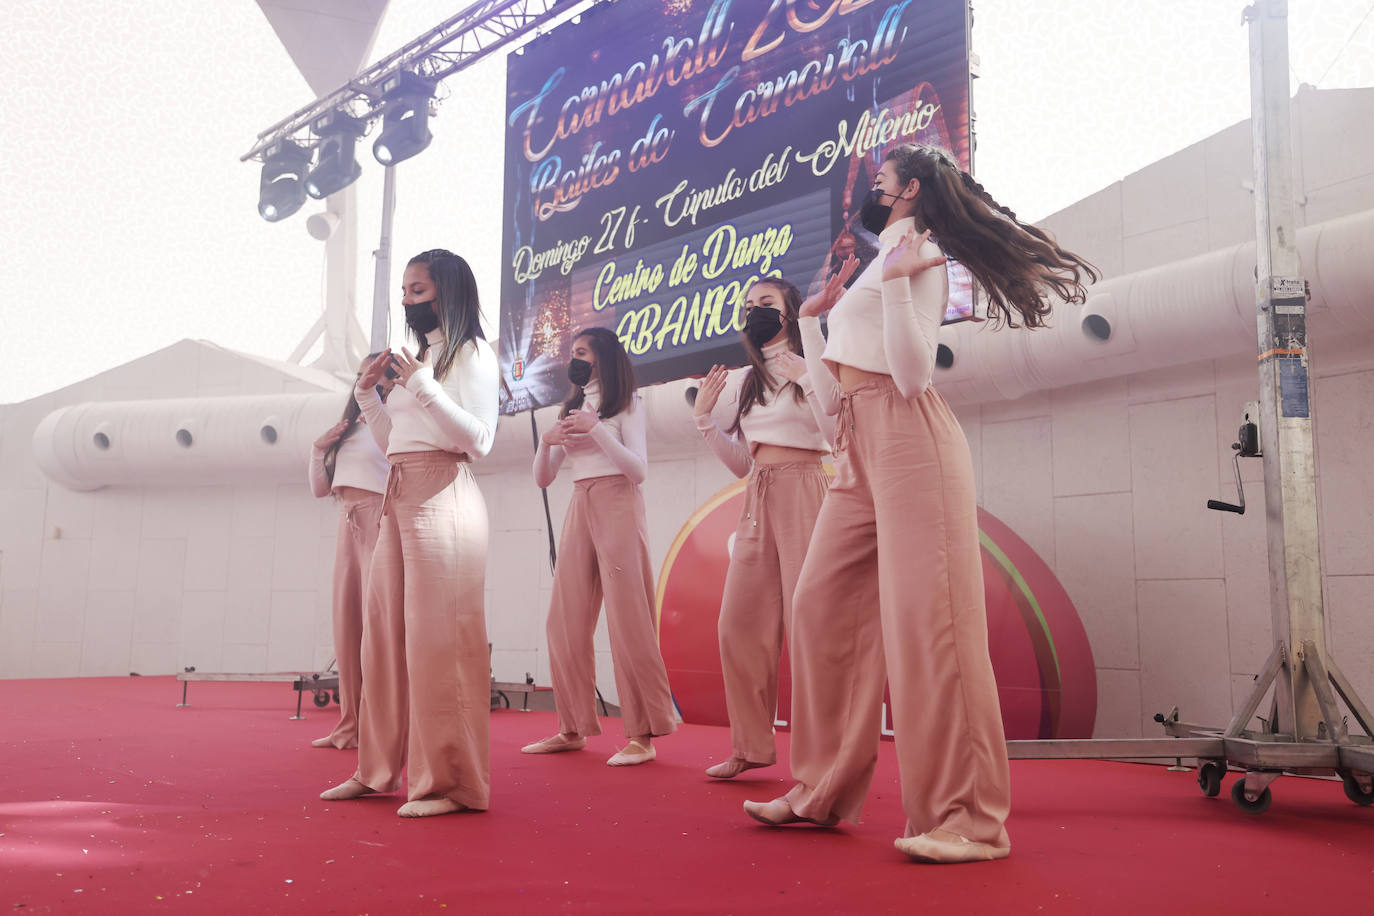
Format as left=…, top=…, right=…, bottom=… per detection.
left=370, top=165, right=398, bottom=353
left=1005, top=0, right=1374, bottom=813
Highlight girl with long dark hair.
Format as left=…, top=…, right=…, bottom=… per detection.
left=743, top=144, right=1097, bottom=863
left=321, top=249, right=498, bottom=817
left=691, top=277, right=833, bottom=778
left=521, top=327, right=677, bottom=765
left=306, top=361, right=393, bottom=749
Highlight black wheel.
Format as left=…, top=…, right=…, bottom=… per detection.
left=312, top=691, right=330, bottom=708
left=1197, top=762, right=1224, bottom=797
left=1341, top=772, right=1374, bottom=806
left=331, top=690, right=340, bottom=705
left=1231, top=778, right=1272, bottom=813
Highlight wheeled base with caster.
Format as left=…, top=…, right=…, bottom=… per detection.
left=1007, top=641, right=1374, bottom=816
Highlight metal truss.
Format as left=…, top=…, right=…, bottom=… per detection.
left=242, top=0, right=582, bottom=162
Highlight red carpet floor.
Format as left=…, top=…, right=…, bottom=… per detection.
left=2, top=676, right=1370, bottom=914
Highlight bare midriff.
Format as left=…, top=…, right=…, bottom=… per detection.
left=333, top=485, right=379, bottom=501
left=751, top=443, right=826, bottom=464
left=834, top=362, right=889, bottom=392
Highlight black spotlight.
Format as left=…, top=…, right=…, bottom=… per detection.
left=257, top=140, right=312, bottom=222
left=305, top=112, right=364, bottom=199
left=372, top=72, right=437, bottom=167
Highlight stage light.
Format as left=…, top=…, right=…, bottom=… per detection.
left=372, top=71, right=437, bottom=166
left=257, top=140, right=312, bottom=222
left=305, top=112, right=365, bottom=199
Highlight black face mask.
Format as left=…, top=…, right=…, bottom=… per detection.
left=744, top=306, right=784, bottom=349
left=404, top=301, right=440, bottom=337
left=568, top=358, right=593, bottom=387
left=859, top=186, right=898, bottom=235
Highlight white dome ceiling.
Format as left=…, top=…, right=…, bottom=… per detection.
left=254, top=0, right=390, bottom=95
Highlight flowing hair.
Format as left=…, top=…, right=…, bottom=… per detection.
left=887, top=144, right=1099, bottom=328
left=727, top=278, right=805, bottom=437
left=406, top=248, right=486, bottom=381
left=560, top=327, right=636, bottom=420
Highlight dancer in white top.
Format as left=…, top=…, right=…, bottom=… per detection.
left=523, top=327, right=678, bottom=765
left=691, top=277, right=833, bottom=778
left=306, top=361, right=393, bottom=749
left=321, top=249, right=498, bottom=817
left=743, top=144, right=1096, bottom=864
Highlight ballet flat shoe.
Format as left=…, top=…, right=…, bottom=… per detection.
left=319, top=778, right=376, bottom=801
left=894, top=833, right=1010, bottom=864
left=397, top=797, right=466, bottom=818
left=743, top=797, right=839, bottom=827
left=607, top=739, right=655, bottom=766
left=521, top=733, right=587, bottom=754
left=705, top=757, right=770, bottom=779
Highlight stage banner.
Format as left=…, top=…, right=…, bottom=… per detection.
left=499, top=0, right=970, bottom=413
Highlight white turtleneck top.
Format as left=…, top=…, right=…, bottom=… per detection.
left=801, top=216, right=949, bottom=410
left=354, top=328, right=499, bottom=458
left=694, top=338, right=833, bottom=478
left=533, top=379, right=648, bottom=485
left=308, top=417, right=390, bottom=497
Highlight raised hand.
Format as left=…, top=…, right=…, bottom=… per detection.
left=799, top=255, right=860, bottom=318
left=312, top=419, right=350, bottom=451
left=693, top=365, right=729, bottom=418
left=358, top=350, right=392, bottom=388
left=771, top=351, right=807, bottom=383
left=882, top=228, right=947, bottom=282
left=389, top=347, right=427, bottom=386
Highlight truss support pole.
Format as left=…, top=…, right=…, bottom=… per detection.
left=1004, top=3, right=1374, bottom=812
left=370, top=166, right=398, bottom=353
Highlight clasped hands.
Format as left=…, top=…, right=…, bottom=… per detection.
left=542, top=408, right=600, bottom=448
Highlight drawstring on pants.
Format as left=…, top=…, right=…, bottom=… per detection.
left=381, top=463, right=404, bottom=518
left=344, top=503, right=366, bottom=539
left=835, top=393, right=856, bottom=455
left=744, top=465, right=781, bottom=529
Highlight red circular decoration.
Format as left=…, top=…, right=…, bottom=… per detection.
left=657, top=478, right=1097, bottom=740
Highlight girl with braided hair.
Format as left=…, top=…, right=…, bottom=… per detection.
left=742, top=144, right=1096, bottom=863
left=306, top=360, right=394, bottom=751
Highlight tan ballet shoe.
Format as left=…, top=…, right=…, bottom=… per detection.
left=397, top=797, right=466, bottom=818
left=742, top=797, right=839, bottom=827
left=521, top=733, right=587, bottom=754
left=705, top=757, right=770, bottom=779
left=319, top=778, right=376, bottom=801
left=311, top=736, right=357, bottom=749
left=894, top=832, right=1010, bottom=864
left=606, top=739, right=655, bottom=766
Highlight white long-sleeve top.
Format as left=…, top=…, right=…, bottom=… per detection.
left=354, top=328, right=499, bottom=458
left=801, top=216, right=949, bottom=411
left=693, top=339, right=833, bottom=478
left=533, top=380, right=648, bottom=486
left=308, top=420, right=390, bottom=497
